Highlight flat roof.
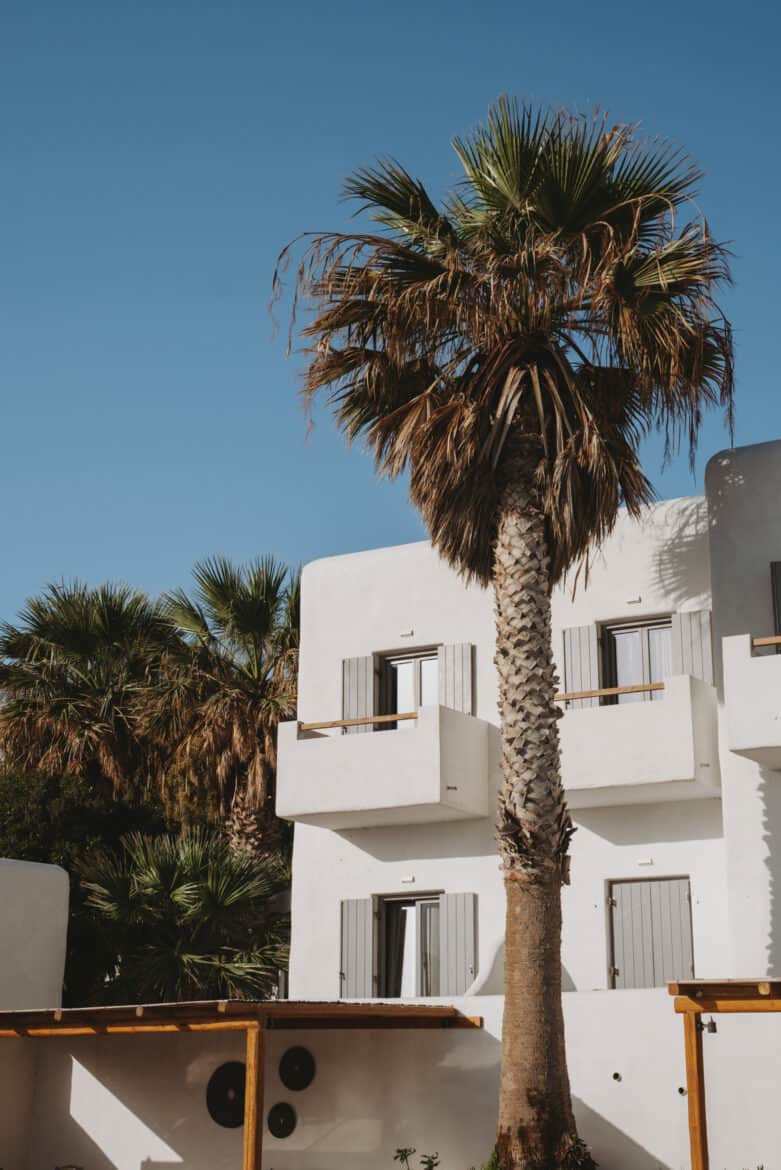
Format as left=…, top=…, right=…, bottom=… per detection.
left=0, top=999, right=483, bottom=1038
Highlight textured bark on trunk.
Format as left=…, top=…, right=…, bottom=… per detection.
left=493, top=454, right=593, bottom=1170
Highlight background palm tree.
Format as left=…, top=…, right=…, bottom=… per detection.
left=0, top=582, right=179, bottom=798
left=80, top=828, right=289, bottom=1003
left=278, top=98, right=733, bottom=1170
left=145, top=556, right=299, bottom=851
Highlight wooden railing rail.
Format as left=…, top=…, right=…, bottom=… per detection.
left=752, top=635, right=781, bottom=649
left=554, top=681, right=665, bottom=703
left=299, top=712, right=418, bottom=733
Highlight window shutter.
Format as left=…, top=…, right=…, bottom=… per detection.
left=438, top=643, right=474, bottom=714
left=438, top=892, right=477, bottom=996
left=339, top=898, right=374, bottom=998
left=771, top=563, right=781, bottom=636
left=561, top=625, right=600, bottom=708
left=342, top=655, right=376, bottom=734
left=609, top=878, right=694, bottom=990
left=671, top=611, right=713, bottom=685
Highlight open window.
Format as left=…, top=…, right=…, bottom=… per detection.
left=601, top=618, right=673, bottom=704
left=379, top=895, right=441, bottom=995
left=378, top=650, right=439, bottom=730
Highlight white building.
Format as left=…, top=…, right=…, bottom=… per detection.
left=3, top=436, right=781, bottom=1169
left=273, top=436, right=781, bottom=1169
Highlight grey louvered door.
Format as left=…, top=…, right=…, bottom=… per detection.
left=340, top=898, right=374, bottom=997
left=609, top=878, right=694, bottom=990
left=438, top=643, right=474, bottom=714
left=671, top=611, right=714, bottom=684
left=561, top=625, right=600, bottom=708
left=439, top=892, right=477, bottom=995
left=342, top=655, right=376, bottom=734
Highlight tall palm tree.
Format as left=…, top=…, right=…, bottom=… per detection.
left=277, top=99, right=733, bottom=1170
left=145, top=556, right=299, bottom=841
left=0, top=582, right=179, bottom=797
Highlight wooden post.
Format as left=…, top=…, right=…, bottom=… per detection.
left=242, top=1023, right=265, bottom=1170
left=683, top=1012, right=709, bottom=1170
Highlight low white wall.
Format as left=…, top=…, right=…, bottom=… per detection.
left=21, top=990, right=779, bottom=1170
left=0, top=1045, right=36, bottom=1170
left=0, top=858, right=69, bottom=1010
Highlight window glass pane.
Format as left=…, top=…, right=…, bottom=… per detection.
left=399, top=904, right=417, bottom=997
left=648, top=624, right=672, bottom=701
left=612, top=629, right=644, bottom=704
left=420, top=656, right=439, bottom=707
left=418, top=900, right=440, bottom=995
left=392, top=660, right=416, bottom=718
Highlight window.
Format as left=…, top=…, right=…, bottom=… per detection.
left=379, top=895, right=441, bottom=996
left=608, top=877, right=694, bottom=989
left=379, top=650, right=439, bottom=729
left=601, top=618, right=672, bottom=704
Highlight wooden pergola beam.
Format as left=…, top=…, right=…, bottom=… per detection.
left=242, top=1023, right=265, bottom=1170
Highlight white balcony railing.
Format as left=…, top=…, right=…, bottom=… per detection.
left=559, top=674, right=721, bottom=807
left=724, top=634, right=781, bottom=769
left=276, top=705, right=491, bottom=829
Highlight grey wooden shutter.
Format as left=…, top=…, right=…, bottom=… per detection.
left=438, top=643, right=474, bottom=714
left=609, top=878, right=694, bottom=990
left=340, top=898, right=374, bottom=997
left=671, top=611, right=713, bottom=684
left=771, top=563, right=781, bottom=636
left=561, top=625, right=600, bottom=708
left=342, top=655, right=376, bottom=734
left=439, top=892, right=477, bottom=995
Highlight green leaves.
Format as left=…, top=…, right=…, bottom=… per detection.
left=80, top=828, right=289, bottom=1003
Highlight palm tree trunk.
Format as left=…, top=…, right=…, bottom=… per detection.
left=493, top=454, right=593, bottom=1170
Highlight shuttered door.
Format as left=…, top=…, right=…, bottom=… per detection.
left=339, top=898, right=374, bottom=997
left=438, top=644, right=474, bottom=715
left=561, top=625, right=600, bottom=708
left=342, top=655, right=376, bottom=734
left=671, top=611, right=714, bottom=684
left=438, top=892, right=477, bottom=995
left=771, top=563, right=781, bottom=637
left=609, top=878, right=694, bottom=990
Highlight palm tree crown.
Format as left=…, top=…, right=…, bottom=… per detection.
left=0, top=582, right=178, bottom=795
left=280, top=98, right=733, bottom=584
left=145, top=556, right=299, bottom=821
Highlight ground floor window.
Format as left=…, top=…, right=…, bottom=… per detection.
left=608, top=876, right=694, bottom=989
left=380, top=895, right=441, bottom=996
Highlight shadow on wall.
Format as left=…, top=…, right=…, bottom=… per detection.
left=340, top=815, right=499, bottom=862
left=20, top=1022, right=676, bottom=1170
left=573, top=799, right=723, bottom=847
left=466, top=941, right=576, bottom=996
left=760, top=770, right=781, bottom=977
left=653, top=496, right=712, bottom=611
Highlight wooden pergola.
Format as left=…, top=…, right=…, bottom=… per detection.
left=669, top=978, right=781, bottom=1170
left=0, top=999, right=481, bottom=1170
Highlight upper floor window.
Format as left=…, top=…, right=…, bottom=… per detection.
left=601, top=618, right=672, bottom=704
left=379, top=650, right=439, bottom=728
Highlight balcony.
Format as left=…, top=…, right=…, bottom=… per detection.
left=723, top=634, right=781, bottom=769
left=276, top=704, right=491, bottom=828
left=559, top=674, right=721, bottom=807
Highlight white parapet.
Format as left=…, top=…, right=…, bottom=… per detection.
left=560, top=674, right=721, bottom=807
left=276, top=704, right=491, bottom=828
left=723, top=633, right=781, bottom=769
left=0, top=858, right=69, bottom=1009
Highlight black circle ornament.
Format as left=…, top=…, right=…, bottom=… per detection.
left=279, top=1046, right=316, bottom=1091
left=267, top=1101, right=297, bottom=1139
left=206, top=1061, right=245, bottom=1128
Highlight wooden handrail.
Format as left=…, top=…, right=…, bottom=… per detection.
left=752, top=635, right=781, bottom=648
left=555, top=681, right=665, bottom=703
left=299, top=712, right=418, bottom=733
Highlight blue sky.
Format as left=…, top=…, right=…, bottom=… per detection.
left=1, top=2, right=777, bottom=621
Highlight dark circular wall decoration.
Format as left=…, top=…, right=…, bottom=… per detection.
left=279, top=1045, right=316, bottom=1091
left=267, top=1101, right=297, bottom=1139
left=206, top=1061, right=246, bottom=1128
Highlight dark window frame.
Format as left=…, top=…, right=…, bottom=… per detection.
left=376, top=890, right=444, bottom=998
left=600, top=616, right=673, bottom=705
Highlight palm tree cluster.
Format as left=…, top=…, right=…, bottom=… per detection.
left=280, top=97, right=733, bottom=1170
left=80, top=829, right=289, bottom=1003
left=0, top=556, right=299, bottom=851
